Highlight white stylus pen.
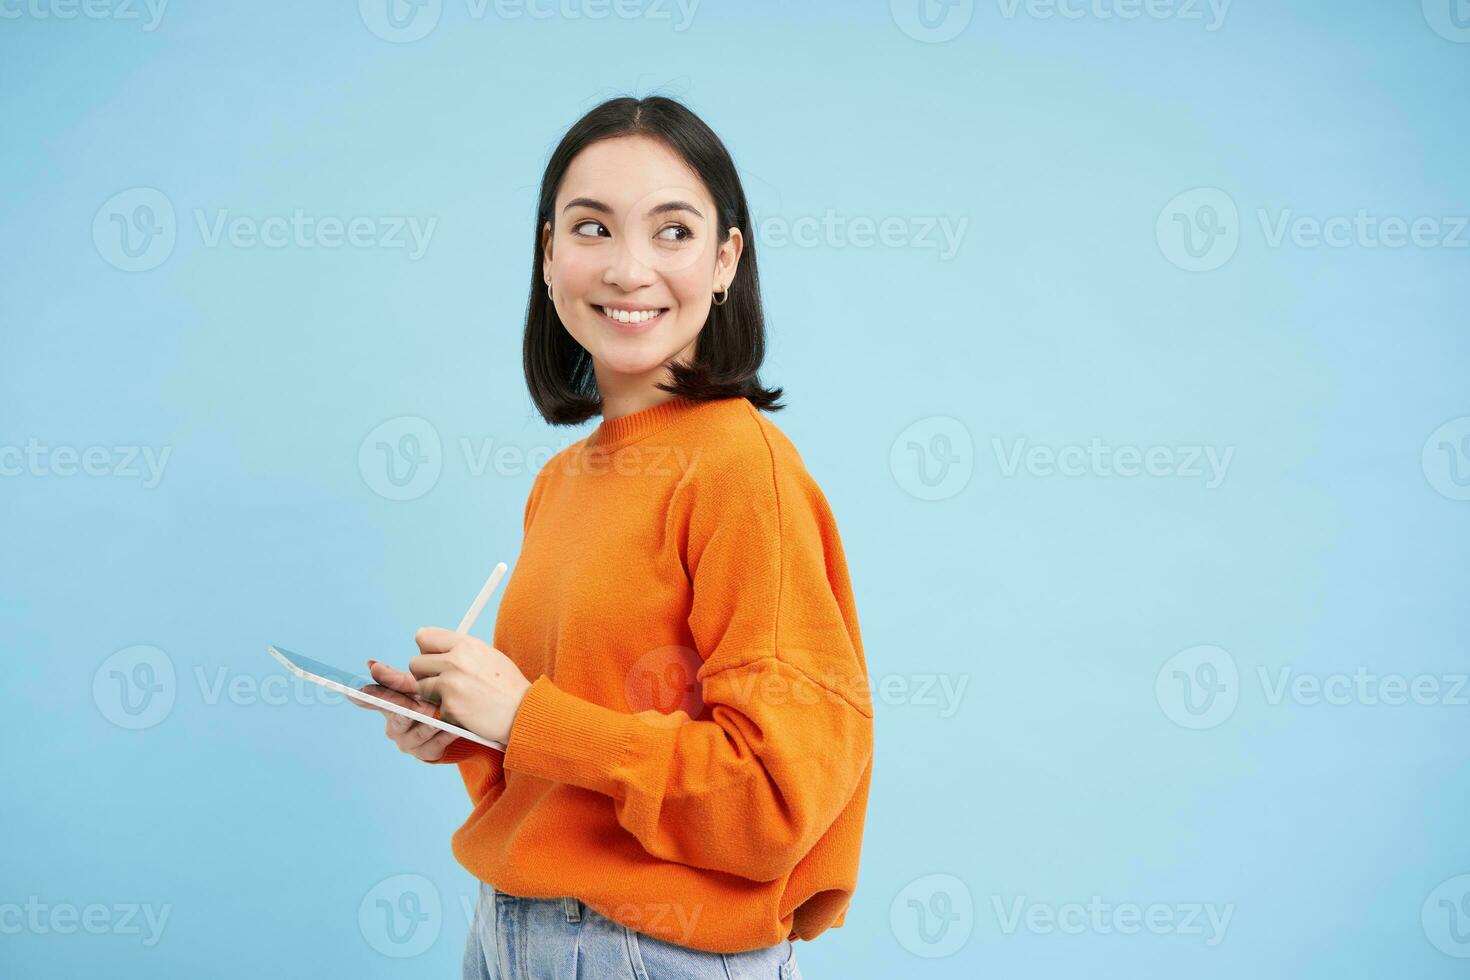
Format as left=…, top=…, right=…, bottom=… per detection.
left=456, top=561, right=508, bottom=635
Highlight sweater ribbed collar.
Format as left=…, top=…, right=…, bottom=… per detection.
left=583, top=395, right=713, bottom=453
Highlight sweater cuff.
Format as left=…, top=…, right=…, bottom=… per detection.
left=430, top=736, right=496, bottom=765
left=502, top=675, right=637, bottom=793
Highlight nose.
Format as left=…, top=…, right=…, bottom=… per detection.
left=602, top=234, right=659, bottom=291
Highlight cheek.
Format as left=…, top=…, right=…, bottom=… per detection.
left=554, top=247, right=601, bottom=292
left=664, top=268, right=714, bottom=308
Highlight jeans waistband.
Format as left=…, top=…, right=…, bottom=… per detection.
left=489, top=883, right=583, bottom=924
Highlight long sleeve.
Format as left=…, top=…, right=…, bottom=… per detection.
left=500, top=442, right=875, bottom=883
left=427, top=462, right=553, bottom=785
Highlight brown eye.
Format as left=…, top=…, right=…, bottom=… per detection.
left=656, top=224, right=692, bottom=243
left=573, top=220, right=608, bottom=237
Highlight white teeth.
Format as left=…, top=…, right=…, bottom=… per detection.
left=600, top=306, right=665, bottom=324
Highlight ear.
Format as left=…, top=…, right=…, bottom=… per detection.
left=716, top=226, right=744, bottom=288
left=541, top=220, right=554, bottom=274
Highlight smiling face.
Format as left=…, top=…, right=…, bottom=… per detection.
left=542, top=135, right=742, bottom=403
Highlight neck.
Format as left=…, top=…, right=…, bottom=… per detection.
left=594, top=345, right=696, bottom=422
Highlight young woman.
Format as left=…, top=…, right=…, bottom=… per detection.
left=360, top=96, right=874, bottom=980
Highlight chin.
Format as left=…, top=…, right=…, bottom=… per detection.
left=598, top=350, right=674, bottom=377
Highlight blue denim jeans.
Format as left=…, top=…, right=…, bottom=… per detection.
left=462, top=879, right=804, bottom=979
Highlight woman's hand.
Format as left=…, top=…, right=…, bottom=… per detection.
left=407, top=627, right=533, bottom=747
left=353, top=659, right=461, bottom=762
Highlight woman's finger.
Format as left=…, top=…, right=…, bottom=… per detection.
left=414, top=626, right=459, bottom=655
left=412, top=729, right=459, bottom=761
left=402, top=721, right=440, bottom=750
left=368, top=659, right=419, bottom=695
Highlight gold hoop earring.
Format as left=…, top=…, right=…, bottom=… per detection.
left=712, top=284, right=729, bottom=306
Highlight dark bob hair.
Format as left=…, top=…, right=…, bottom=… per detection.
left=523, top=95, right=784, bottom=426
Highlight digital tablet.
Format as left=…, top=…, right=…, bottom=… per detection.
left=267, top=644, right=506, bottom=751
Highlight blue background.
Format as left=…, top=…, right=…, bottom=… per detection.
left=3, top=1, right=1468, bottom=977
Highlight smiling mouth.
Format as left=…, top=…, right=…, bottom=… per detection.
left=593, top=304, right=669, bottom=327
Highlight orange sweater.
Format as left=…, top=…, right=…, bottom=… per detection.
left=431, top=394, right=874, bottom=954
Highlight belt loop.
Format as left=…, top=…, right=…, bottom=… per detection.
left=563, top=896, right=582, bottom=923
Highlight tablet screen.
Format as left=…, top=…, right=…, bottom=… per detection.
left=271, top=645, right=436, bottom=718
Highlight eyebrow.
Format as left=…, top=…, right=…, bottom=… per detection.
left=562, top=197, right=704, bottom=220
